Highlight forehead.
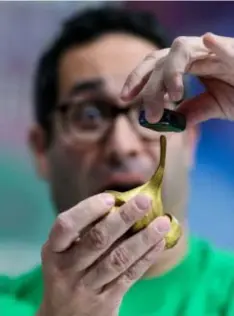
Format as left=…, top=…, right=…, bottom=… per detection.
left=58, top=32, right=158, bottom=102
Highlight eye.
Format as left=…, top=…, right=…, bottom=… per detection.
left=70, top=103, right=104, bottom=131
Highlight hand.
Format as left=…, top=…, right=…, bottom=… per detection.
left=37, top=193, right=170, bottom=316
left=121, top=33, right=234, bottom=126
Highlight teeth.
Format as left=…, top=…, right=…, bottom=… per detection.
left=106, top=135, right=182, bottom=250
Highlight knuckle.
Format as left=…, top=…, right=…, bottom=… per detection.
left=119, top=198, right=147, bottom=225
left=125, top=266, right=138, bottom=281
left=109, top=246, right=129, bottom=272
left=119, top=208, right=134, bottom=225
left=171, top=37, right=190, bottom=63
left=88, top=224, right=109, bottom=250
left=173, top=36, right=188, bottom=49
left=56, top=213, right=74, bottom=234
left=141, top=227, right=160, bottom=246
left=143, top=52, right=156, bottom=62
left=143, top=251, right=155, bottom=264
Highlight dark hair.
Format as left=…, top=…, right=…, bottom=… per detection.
left=33, top=6, right=171, bottom=137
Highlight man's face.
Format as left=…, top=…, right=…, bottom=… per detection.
left=31, top=33, right=197, bottom=219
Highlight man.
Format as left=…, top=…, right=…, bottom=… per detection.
left=1, top=6, right=234, bottom=316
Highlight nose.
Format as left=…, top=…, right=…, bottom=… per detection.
left=104, top=115, right=144, bottom=162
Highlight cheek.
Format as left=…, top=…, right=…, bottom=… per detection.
left=165, top=135, right=189, bottom=176
left=69, top=146, right=99, bottom=172
left=48, top=142, right=103, bottom=184
left=46, top=143, right=103, bottom=210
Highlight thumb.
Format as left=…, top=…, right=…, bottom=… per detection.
left=203, top=32, right=234, bottom=61
left=175, top=91, right=223, bottom=127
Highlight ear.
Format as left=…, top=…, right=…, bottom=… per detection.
left=184, top=125, right=200, bottom=168
left=28, top=125, right=50, bottom=180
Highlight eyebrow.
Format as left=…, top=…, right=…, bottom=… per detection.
left=68, top=78, right=104, bottom=98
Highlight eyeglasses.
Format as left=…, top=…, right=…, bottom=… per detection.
left=54, top=97, right=176, bottom=144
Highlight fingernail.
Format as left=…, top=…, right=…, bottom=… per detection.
left=103, top=194, right=115, bottom=206
left=153, top=216, right=171, bottom=233
left=135, top=194, right=152, bottom=210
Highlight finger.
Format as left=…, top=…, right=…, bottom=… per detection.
left=106, top=239, right=165, bottom=295
left=140, top=66, right=166, bottom=123
left=163, top=36, right=209, bottom=102
left=82, top=216, right=170, bottom=290
left=48, top=193, right=115, bottom=252
left=176, top=82, right=225, bottom=126
left=121, top=49, right=169, bottom=101
left=189, top=55, right=223, bottom=77
left=203, top=32, right=234, bottom=61
left=70, top=194, right=153, bottom=272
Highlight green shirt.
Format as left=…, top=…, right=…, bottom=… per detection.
left=1, top=238, right=234, bottom=316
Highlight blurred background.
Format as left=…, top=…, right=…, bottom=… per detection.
left=0, top=1, right=234, bottom=275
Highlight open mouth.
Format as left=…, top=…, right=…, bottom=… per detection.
left=96, top=181, right=145, bottom=195
left=103, top=182, right=143, bottom=192
left=94, top=173, right=147, bottom=195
